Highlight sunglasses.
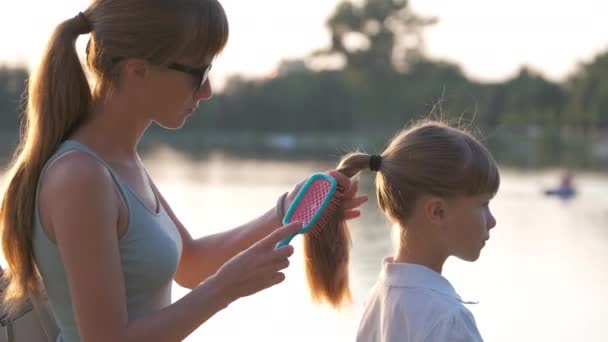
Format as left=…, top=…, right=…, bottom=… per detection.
left=111, top=57, right=212, bottom=90
left=167, top=63, right=212, bottom=90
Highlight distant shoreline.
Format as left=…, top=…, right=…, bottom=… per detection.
left=0, top=128, right=605, bottom=170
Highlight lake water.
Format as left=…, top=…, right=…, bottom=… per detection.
left=142, top=148, right=608, bottom=342
left=3, top=147, right=607, bottom=341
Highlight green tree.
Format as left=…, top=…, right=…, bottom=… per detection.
left=321, top=0, right=436, bottom=74
left=487, top=67, right=566, bottom=126
left=0, top=66, right=28, bottom=131
left=565, top=51, right=608, bottom=131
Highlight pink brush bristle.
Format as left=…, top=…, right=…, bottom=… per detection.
left=310, top=187, right=344, bottom=238
left=290, top=180, right=332, bottom=224
left=291, top=179, right=344, bottom=238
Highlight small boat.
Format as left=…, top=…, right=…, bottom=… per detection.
left=543, top=172, right=576, bottom=199
left=544, top=186, right=576, bottom=199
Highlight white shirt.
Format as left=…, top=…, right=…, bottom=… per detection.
left=356, top=259, right=483, bottom=342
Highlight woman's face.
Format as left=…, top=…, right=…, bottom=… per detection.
left=145, top=59, right=213, bottom=129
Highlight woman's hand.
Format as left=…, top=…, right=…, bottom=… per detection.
left=212, top=221, right=302, bottom=303
left=328, top=170, right=368, bottom=220
left=281, top=170, right=368, bottom=221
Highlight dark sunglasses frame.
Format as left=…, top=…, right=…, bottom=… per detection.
left=167, top=63, right=212, bottom=90
left=111, top=57, right=212, bottom=90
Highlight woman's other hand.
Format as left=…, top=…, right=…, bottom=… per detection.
left=212, top=221, right=302, bottom=302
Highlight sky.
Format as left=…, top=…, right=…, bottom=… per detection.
left=1, top=0, right=607, bottom=90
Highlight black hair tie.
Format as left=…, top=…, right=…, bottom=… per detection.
left=369, top=155, right=382, bottom=172
left=77, top=12, right=93, bottom=33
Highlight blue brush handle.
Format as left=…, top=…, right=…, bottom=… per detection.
left=273, top=173, right=337, bottom=250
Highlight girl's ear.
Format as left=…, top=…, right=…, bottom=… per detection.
left=423, top=196, right=446, bottom=225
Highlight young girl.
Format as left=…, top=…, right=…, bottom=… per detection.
left=0, top=1, right=366, bottom=341
left=340, top=120, right=499, bottom=341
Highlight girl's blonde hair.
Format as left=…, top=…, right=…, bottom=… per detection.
left=1, top=0, right=228, bottom=315
left=305, top=119, right=500, bottom=308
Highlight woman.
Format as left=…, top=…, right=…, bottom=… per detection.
left=0, top=1, right=366, bottom=341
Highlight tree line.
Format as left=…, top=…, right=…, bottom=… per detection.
left=1, top=0, right=606, bottom=168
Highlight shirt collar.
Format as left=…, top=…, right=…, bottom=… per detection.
left=379, top=257, right=471, bottom=303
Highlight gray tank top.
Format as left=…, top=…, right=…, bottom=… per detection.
left=32, top=140, right=182, bottom=342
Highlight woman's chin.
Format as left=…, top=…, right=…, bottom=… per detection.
left=154, top=117, right=188, bottom=130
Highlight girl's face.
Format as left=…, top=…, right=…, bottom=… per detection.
left=442, top=193, right=496, bottom=261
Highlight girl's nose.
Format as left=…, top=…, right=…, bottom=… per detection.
left=487, top=211, right=497, bottom=230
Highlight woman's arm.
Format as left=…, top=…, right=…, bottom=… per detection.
left=124, top=224, right=300, bottom=342
left=43, top=153, right=300, bottom=342
left=153, top=184, right=282, bottom=289
left=154, top=170, right=368, bottom=289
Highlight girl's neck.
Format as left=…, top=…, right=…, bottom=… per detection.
left=392, top=227, right=447, bottom=273
left=393, top=250, right=446, bottom=274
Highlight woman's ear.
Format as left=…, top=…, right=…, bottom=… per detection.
left=123, top=58, right=149, bottom=82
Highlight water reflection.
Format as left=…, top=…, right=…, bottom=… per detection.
left=144, top=148, right=608, bottom=341
left=1, top=146, right=605, bottom=341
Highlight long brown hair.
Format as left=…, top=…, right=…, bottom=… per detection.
left=0, top=0, right=228, bottom=315
left=305, top=119, right=500, bottom=308
left=302, top=182, right=352, bottom=309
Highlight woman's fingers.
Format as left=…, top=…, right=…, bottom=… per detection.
left=344, top=194, right=368, bottom=209
left=242, top=271, right=287, bottom=298
left=256, top=221, right=302, bottom=250
left=343, top=177, right=358, bottom=199
left=272, top=244, right=295, bottom=260
left=328, top=170, right=365, bottom=203
left=328, top=170, right=351, bottom=189
left=343, top=210, right=361, bottom=220
left=247, top=257, right=290, bottom=294
left=224, top=250, right=293, bottom=298
left=327, top=170, right=368, bottom=221
left=264, top=272, right=286, bottom=289
left=274, top=258, right=290, bottom=271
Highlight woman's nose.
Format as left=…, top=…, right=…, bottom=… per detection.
left=195, top=78, right=213, bottom=100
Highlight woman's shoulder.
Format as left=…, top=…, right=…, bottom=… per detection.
left=40, top=150, right=114, bottom=196
left=38, top=150, right=120, bottom=225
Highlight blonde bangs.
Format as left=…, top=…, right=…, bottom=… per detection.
left=461, top=135, right=501, bottom=196
left=173, top=0, right=229, bottom=66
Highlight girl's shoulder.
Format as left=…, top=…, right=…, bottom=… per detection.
left=422, top=305, right=482, bottom=342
